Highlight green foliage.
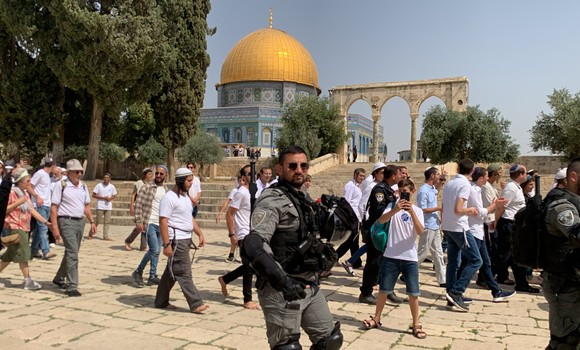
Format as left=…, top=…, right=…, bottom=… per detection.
left=138, top=137, right=166, bottom=165
left=530, top=88, right=580, bottom=160
left=99, top=143, right=126, bottom=162
left=153, top=0, right=212, bottom=152
left=277, top=96, right=347, bottom=159
left=65, top=145, right=88, bottom=162
left=118, top=104, right=156, bottom=153
left=421, top=105, right=519, bottom=164
left=177, top=131, right=224, bottom=168
left=0, top=18, right=64, bottom=164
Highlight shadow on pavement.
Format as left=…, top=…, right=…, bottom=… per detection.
left=101, top=275, right=133, bottom=286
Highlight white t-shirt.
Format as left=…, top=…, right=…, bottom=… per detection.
left=148, top=186, right=167, bottom=225
left=501, top=180, right=525, bottom=220
left=30, top=170, right=51, bottom=207
left=256, top=179, right=270, bottom=198
left=159, top=190, right=194, bottom=240
left=230, top=186, right=251, bottom=240
left=93, top=183, right=117, bottom=211
left=383, top=203, right=424, bottom=262
left=51, top=179, right=90, bottom=218
left=442, top=174, right=471, bottom=232
left=359, top=181, right=378, bottom=221
left=361, top=174, right=374, bottom=193
left=228, top=188, right=238, bottom=200
left=188, top=176, right=202, bottom=206
left=467, top=183, right=489, bottom=240
left=343, top=179, right=362, bottom=222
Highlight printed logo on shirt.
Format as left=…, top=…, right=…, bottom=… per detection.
left=401, top=213, right=410, bottom=222
left=375, top=193, right=384, bottom=202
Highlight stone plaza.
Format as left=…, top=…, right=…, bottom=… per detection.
left=0, top=224, right=550, bottom=350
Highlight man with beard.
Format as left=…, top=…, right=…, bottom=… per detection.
left=244, top=146, right=343, bottom=349
left=154, top=167, right=208, bottom=314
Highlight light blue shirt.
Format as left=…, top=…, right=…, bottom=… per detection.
left=417, top=183, right=439, bottom=230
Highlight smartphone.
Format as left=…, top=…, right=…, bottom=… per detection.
left=400, top=192, right=410, bottom=201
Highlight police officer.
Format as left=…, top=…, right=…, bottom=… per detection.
left=542, top=158, right=580, bottom=350
left=244, top=146, right=343, bottom=349
left=359, top=164, right=401, bottom=305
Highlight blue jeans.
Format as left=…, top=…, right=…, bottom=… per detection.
left=347, top=244, right=367, bottom=265
left=444, top=230, right=482, bottom=295
left=137, top=224, right=162, bottom=278
left=379, top=257, right=420, bottom=296
left=31, top=205, right=50, bottom=255
left=458, top=237, right=501, bottom=295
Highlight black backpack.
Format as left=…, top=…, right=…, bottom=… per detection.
left=511, top=176, right=544, bottom=269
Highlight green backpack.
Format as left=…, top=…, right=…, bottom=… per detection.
left=370, top=201, right=395, bottom=253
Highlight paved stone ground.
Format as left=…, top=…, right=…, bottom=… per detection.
left=0, top=225, right=550, bottom=349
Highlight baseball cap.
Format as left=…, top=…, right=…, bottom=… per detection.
left=175, top=167, right=193, bottom=179
left=66, top=159, right=84, bottom=171
left=487, top=163, right=501, bottom=173
left=372, top=162, right=386, bottom=173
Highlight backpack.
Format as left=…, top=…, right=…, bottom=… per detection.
left=369, top=202, right=395, bottom=253
left=61, top=179, right=87, bottom=196
left=511, top=176, right=544, bottom=269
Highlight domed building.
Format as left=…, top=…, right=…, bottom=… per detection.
left=201, top=18, right=383, bottom=159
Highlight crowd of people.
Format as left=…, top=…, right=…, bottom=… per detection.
left=0, top=151, right=578, bottom=349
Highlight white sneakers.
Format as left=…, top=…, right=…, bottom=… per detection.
left=23, top=278, right=42, bottom=290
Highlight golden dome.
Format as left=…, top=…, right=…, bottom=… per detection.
left=219, top=27, right=320, bottom=92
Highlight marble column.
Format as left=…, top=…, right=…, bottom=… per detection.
left=410, top=112, right=419, bottom=163
left=371, top=109, right=381, bottom=163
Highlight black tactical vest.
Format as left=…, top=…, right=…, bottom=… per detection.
left=541, top=188, right=580, bottom=280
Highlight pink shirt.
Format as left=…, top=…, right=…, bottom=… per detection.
left=5, top=191, right=32, bottom=231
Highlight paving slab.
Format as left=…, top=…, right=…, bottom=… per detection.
left=0, top=225, right=551, bottom=349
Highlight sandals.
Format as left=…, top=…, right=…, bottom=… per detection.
left=411, top=324, right=427, bottom=339
left=362, top=316, right=382, bottom=330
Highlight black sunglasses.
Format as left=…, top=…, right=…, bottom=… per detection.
left=288, top=162, right=309, bottom=171
left=155, top=172, right=165, bottom=176
left=74, top=170, right=84, bottom=175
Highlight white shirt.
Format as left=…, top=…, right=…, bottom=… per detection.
left=383, top=203, right=424, bottom=262
left=148, top=186, right=167, bottom=225
left=361, top=174, right=374, bottom=193
left=93, top=183, right=117, bottom=211
left=159, top=190, right=194, bottom=240
left=343, top=179, right=362, bottom=222
left=359, top=180, right=378, bottom=221
left=467, top=183, right=489, bottom=240
left=188, top=176, right=202, bottom=206
left=228, top=188, right=238, bottom=200
left=51, top=179, right=90, bottom=218
left=256, top=179, right=270, bottom=198
left=230, top=186, right=251, bottom=240
left=133, top=180, right=146, bottom=196
left=442, top=174, right=471, bottom=232
left=501, top=179, right=525, bottom=220
left=481, top=181, right=499, bottom=225
left=30, top=170, right=51, bottom=207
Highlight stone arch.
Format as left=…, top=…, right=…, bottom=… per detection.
left=329, top=76, right=468, bottom=163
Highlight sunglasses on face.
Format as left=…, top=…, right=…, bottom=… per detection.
left=155, top=172, right=165, bottom=176
left=74, top=170, right=83, bottom=175
left=287, top=162, right=309, bottom=171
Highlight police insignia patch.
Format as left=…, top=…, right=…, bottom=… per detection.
left=252, top=209, right=267, bottom=228
left=375, top=193, right=384, bottom=202
left=557, top=209, right=574, bottom=227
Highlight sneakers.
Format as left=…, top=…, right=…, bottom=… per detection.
left=66, top=290, right=82, bottom=297
left=463, top=297, right=473, bottom=304
left=24, top=278, right=42, bottom=291
left=49, top=243, right=56, bottom=248
left=341, top=261, right=355, bottom=276
left=225, top=255, right=235, bottom=263
left=132, top=270, right=144, bottom=288
left=515, top=285, right=540, bottom=294
left=446, top=291, right=469, bottom=312
left=43, top=252, right=57, bottom=260
left=493, top=290, right=516, bottom=302
left=358, top=293, right=377, bottom=305
left=147, top=276, right=161, bottom=286
left=387, top=292, right=403, bottom=305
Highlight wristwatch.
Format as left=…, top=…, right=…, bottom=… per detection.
left=162, top=242, right=171, bottom=249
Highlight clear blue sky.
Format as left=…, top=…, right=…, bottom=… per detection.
left=204, top=1, right=580, bottom=160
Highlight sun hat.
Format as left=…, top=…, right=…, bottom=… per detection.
left=371, top=162, right=386, bottom=174
left=66, top=159, right=84, bottom=171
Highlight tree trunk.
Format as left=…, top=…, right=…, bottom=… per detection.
left=52, top=85, right=66, bottom=166
left=86, top=99, right=104, bottom=180
left=166, top=147, right=175, bottom=180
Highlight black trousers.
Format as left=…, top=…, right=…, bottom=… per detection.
left=360, top=232, right=382, bottom=296
left=335, top=222, right=361, bottom=268
left=222, top=240, right=254, bottom=303
left=495, top=218, right=529, bottom=288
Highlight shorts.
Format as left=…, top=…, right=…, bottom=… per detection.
left=379, top=256, right=420, bottom=296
